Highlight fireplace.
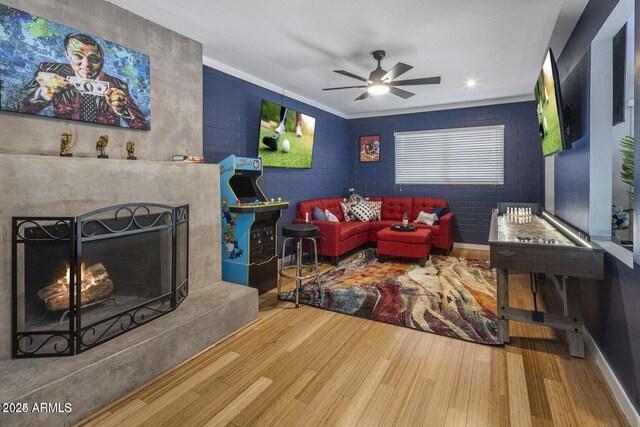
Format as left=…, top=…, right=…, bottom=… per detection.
left=12, top=203, right=189, bottom=357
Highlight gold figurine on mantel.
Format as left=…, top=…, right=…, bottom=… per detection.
left=60, top=131, right=73, bottom=157
left=96, top=135, right=109, bottom=159
left=126, top=140, right=137, bottom=160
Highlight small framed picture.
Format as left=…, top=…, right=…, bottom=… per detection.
left=359, top=135, right=380, bottom=162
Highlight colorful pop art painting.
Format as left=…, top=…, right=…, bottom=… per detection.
left=0, top=3, right=150, bottom=129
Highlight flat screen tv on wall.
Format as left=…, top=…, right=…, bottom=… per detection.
left=534, top=49, right=568, bottom=156
left=258, top=100, right=316, bottom=169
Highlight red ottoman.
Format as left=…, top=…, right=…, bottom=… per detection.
left=377, top=228, right=431, bottom=267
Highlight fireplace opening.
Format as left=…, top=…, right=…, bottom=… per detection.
left=12, top=203, right=189, bottom=357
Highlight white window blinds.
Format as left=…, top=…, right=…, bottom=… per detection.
left=395, top=125, right=504, bottom=185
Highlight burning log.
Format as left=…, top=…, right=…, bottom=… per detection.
left=44, top=280, right=113, bottom=311
left=37, top=263, right=114, bottom=311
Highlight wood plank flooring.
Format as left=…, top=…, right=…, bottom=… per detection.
left=79, top=248, right=628, bottom=426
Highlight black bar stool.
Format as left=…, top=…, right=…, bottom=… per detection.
left=278, top=224, right=321, bottom=307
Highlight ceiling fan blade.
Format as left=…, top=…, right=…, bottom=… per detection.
left=322, top=85, right=368, bottom=91
left=381, top=62, right=413, bottom=82
left=389, top=86, right=415, bottom=99
left=354, top=91, right=371, bottom=101
left=334, top=70, right=371, bottom=83
left=391, top=76, right=441, bottom=86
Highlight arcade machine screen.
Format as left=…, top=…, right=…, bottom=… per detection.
left=229, top=175, right=260, bottom=203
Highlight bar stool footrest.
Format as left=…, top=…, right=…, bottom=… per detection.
left=279, top=265, right=321, bottom=281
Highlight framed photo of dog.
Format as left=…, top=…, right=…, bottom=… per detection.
left=359, top=135, right=380, bottom=162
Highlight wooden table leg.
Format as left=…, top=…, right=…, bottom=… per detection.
left=564, top=276, right=585, bottom=358
left=497, top=268, right=510, bottom=343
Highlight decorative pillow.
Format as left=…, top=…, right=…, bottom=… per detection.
left=348, top=192, right=364, bottom=204
left=432, top=206, right=448, bottom=224
left=432, top=206, right=447, bottom=216
left=350, top=201, right=375, bottom=222
left=340, top=202, right=356, bottom=222
left=325, top=209, right=339, bottom=222
left=415, top=211, right=437, bottom=226
left=312, top=206, right=326, bottom=221
left=368, top=201, right=382, bottom=221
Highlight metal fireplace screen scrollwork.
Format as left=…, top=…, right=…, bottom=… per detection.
left=12, top=203, right=189, bottom=358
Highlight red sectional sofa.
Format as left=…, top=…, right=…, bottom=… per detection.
left=295, top=197, right=454, bottom=263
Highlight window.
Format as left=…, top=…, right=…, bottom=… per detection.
left=395, top=125, right=505, bottom=185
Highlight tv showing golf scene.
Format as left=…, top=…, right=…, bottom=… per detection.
left=258, top=100, right=316, bottom=168
left=534, top=49, right=566, bottom=156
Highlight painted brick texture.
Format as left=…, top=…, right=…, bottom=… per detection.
left=202, top=66, right=349, bottom=242
left=203, top=66, right=543, bottom=246
left=347, top=102, right=543, bottom=244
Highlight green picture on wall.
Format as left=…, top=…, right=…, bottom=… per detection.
left=534, top=50, right=564, bottom=156
left=258, top=100, right=316, bottom=169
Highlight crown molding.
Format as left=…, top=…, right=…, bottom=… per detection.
left=203, top=55, right=533, bottom=121
left=344, top=95, right=534, bottom=119
left=202, top=56, right=347, bottom=119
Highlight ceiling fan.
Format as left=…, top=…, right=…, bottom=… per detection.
left=323, top=50, right=441, bottom=101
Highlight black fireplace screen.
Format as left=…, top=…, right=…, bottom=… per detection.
left=12, top=203, right=189, bottom=358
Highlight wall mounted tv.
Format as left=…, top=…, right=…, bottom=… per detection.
left=258, top=100, right=316, bottom=169
left=534, top=49, right=569, bottom=156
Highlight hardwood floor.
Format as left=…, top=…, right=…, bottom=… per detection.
left=80, top=248, right=628, bottom=426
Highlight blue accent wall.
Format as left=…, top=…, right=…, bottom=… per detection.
left=554, top=53, right=591, bottom=231
left=347, top=102, right=543, bottom=244
left=202, top=65, right=349, bottom=235
left=554, top=0, right=640, bottom=412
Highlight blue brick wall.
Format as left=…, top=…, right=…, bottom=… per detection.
left=553, top=53, right=591, bottom=232
left=203, top=66, right=543, bottom=246
left=202, top=66, right=349, bottom=242
left=347, top=102, right=543, bottom=244
left=552, top=0, right=640, bottom=414
left=552, top=0, right=616, bottom=232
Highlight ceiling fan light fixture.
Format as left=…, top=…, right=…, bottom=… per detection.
left=323, top=51, right=440, bottom=101
left=368, top=83, right=390, bottom=95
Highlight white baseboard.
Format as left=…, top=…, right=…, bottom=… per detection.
left=584, top=329, right=640, bottom=426
left=453, top=242, right=490, bottom=251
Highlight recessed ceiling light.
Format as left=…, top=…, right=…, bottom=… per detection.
left=466, top=79, right=477, bottom=87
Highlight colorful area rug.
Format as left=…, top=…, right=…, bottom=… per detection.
left=282, top=249, right=501, bottom=345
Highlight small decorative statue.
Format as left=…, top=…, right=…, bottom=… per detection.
left=96, top=135, right=109, bottom=158
left=59, top=131, right=73, bottom=157
left=126, top=140, right=136, bottom=160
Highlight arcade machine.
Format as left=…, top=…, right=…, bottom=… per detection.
left=219, top=155, right=289, bottom=293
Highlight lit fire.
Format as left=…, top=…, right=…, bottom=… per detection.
left=38, top=262, right=112, bottom=311
left=56, top=263, right=105, bottom=291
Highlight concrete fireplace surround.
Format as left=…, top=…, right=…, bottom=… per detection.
left=0, top=154, right=258, bottom=426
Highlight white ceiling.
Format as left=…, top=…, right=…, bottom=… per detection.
left=108, top=0, right=588, bottom=118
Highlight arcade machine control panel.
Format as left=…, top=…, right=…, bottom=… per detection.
left=229, top=197, right=289, bottom=213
